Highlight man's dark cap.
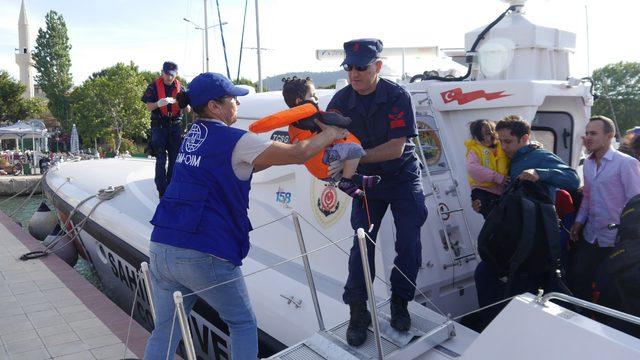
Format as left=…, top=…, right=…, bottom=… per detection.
left=341, top=39, right=383, bottom=67
left=162, top=61, right=178, bottom=76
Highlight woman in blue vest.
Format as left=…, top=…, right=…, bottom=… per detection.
left=144, top=72, right=348, bottom=359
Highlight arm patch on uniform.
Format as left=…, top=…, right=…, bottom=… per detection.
left=390, top=119, right=406, bottom=129
left=388, top=111, right=406, bottom=129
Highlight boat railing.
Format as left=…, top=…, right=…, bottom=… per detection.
left=139, top=208, right=449, bottom=360
left=536, top=291, right=640, bottom=327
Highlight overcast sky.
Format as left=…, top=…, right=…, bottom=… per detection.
left=0, top=0, right=637, bottom=85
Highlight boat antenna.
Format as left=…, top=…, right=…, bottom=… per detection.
left=236, top=0, right=249, bottom=82
left=410, top=3, right=518, bottom=83
left=585, top=4, right=591, bottom=76
left=215, top=0, right=231, bottom=79
left=255, top=0, right=263, bottom=92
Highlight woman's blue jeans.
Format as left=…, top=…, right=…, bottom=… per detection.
left=143, top=242, right=258, bottom=359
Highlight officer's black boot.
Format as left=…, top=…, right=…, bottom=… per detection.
left=346, top=301, right=371, bottom=346
left=390, top=294, right=411, bottom=332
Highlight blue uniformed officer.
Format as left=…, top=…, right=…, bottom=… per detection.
left=143, top=72, right=348, bottom=359
left=141, top=61, right=190, bottom=198
left=327, top=39, right=428, bottom=346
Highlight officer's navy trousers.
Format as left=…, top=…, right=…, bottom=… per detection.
left=151, top=123, right=182, bottom=195
left=343, top=180, right=428, bottom=303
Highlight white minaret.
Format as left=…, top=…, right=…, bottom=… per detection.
left=16, top=0, right=34, bottom=99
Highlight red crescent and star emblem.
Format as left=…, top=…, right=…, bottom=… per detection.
left=318, top=185, right=340, bottom=216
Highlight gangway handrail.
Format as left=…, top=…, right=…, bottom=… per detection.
left=537, top=291, right=640, bottom=327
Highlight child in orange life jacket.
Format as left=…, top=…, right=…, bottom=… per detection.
left=282, top=77, right=380, bottom=198
left=465, top=119, right=510, bottom=219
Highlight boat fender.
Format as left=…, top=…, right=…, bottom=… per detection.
left=43, top=228, right=78, bottom=267
left=28, top=202, right=58, bottom=241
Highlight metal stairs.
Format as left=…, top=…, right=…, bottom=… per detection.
left=268, top=299, right=455, bottom=360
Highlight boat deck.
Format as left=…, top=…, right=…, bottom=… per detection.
left=0, top=210, right=148, bottom=360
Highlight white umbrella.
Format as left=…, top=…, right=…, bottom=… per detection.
left=70, top=124, right=79, bottom=154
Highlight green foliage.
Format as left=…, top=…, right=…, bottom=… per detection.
left=0, top=70, right=27, bottom=121
left=234, top=77, right=257, bottom=91
left=32, top=11, right=73, bottom=130
left=592, top=62, right=640, bottom=134
left=139, top=70, right=188, bottom=88
left=119, top=138, right=136, bottom=154
left=71, top=62, right=148, bottom=153
left=0, top=71, right=49, bottom=121
left=23, top=97, right=50, bottom=119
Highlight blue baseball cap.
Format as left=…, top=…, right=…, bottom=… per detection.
left=341, top=39, right=383, bottom=67
left=626, top=126, right=640, bottom=136
left=187, top=72, right=250, bottom=107
left=162, top=61, right=178, bottom=76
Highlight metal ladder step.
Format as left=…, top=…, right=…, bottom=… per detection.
left=268, top=299, right=455, bottom=359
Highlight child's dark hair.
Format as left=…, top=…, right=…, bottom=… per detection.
left=282, top=76, right=312, bottom=108
left=469, top=119, right=496, bottom=143
left=176, top=92, right=226, bottom=115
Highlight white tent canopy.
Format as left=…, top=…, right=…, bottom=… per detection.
left=0, top=119, right=47, bottom=139
left=0, top=120, right=49, bottom=171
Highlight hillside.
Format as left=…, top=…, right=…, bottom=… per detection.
left=263, top=70, right=347, bottom=91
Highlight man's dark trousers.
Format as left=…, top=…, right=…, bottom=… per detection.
left=343, top=180, right=427, bottom=303
left=151, top=122, right=182, bottom=196
left=568, top=239, right=613, bottom=302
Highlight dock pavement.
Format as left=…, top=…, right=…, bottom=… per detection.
left=0, top=209, right=149, bottom=360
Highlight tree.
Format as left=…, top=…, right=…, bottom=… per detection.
left=592, top=62, right=640, bottom=134
left=0, top=70, right=27, bottom=121
left=0, top=70, right=49, bottom=121
left=234, top=77, right=257, bottom=91
left=71, top=62, right=148, bottom=153
left=23, top=97, right=50, bottom=119
left=32, top=11, right=73, bottom=130
left=139, top=70, right=188, bottom=88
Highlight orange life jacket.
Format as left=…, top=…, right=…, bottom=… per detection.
left=249, top=103, right=317, bottom=133
left=155, top=77, right=181, bottom=118
left=250, top=103, right=362, bottom=180
left=288, top=125, right=361, bottom=180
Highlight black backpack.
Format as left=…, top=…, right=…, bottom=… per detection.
left=608, top=194, right=640, bottom=276
left=477, top=180, right=564, bottom=290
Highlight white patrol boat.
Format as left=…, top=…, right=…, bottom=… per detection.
left=43, top=1, right=640, bottom=359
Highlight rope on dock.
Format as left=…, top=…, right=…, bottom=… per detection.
left=19, top=185, right=125, bottom=261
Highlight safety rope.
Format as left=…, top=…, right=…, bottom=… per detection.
left=180, top=232, right=355, bottom=298
left=123, top=266, right=141, bottom=360
left=363, top=232, right=447, bottom=318
left=362, top=187, right=374, bottom=232
left=250, top=213, right=292, bottom=232
left=8, top=172, right=46, bottom=217
left=0, top=173, right=44, bottom=206
left=163, top=226, right=355, bottom=358
left=294, top=211, right=446, bottom=318
left=19, top=185, right=125, bottom=261
left=452, top=295, right=517, bottom=321
left=165, top=307, right=179, bottom=360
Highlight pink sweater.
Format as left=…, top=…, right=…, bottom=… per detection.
left=466, top=151, right=505, bottom=196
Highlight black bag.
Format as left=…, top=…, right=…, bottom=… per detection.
left=477, top=180, right=565, bottom=292
left=608, top=194, right=640, bottom=275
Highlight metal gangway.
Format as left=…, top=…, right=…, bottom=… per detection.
left=139, top=211, right=456, bottom=360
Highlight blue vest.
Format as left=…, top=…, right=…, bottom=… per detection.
left=150, top=120, right=252, bottom=265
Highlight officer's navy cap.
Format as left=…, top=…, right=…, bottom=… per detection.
left=187, top=72, right=249, bottom=107
left=341, top=39, right=383, bottom=67
left=162, top=61, right=178, bottom=76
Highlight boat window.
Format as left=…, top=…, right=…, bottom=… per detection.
left=532, top=112, right=574, bottom=164
left=531, top=129, right=556, bottom=154
left=413, top=113, right=449, bottom=174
